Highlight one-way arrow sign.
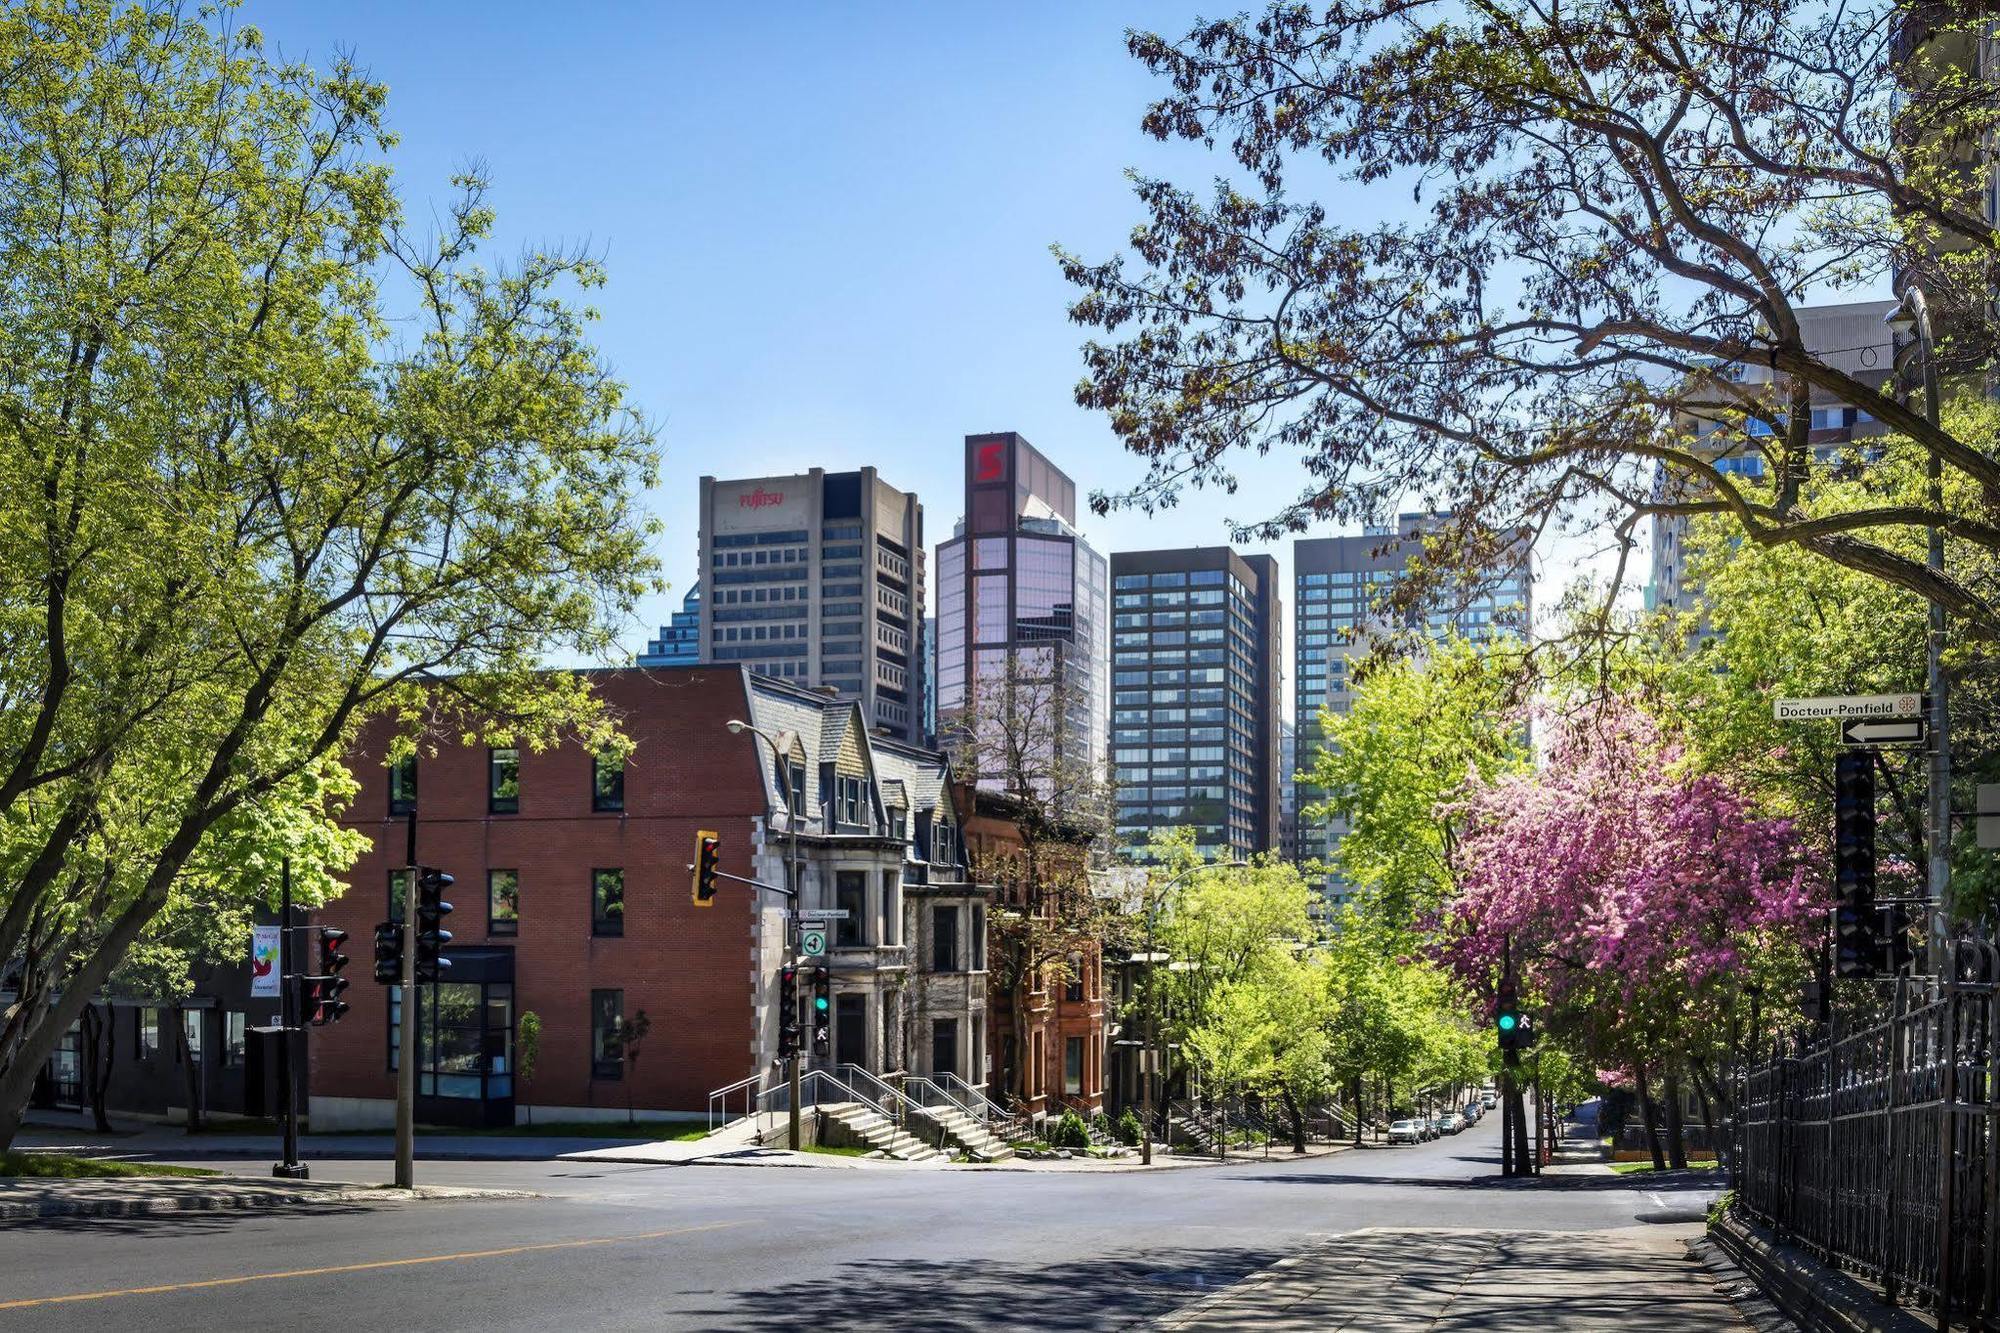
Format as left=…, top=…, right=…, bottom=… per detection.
left=1841, top=717, right=1927, bottom=748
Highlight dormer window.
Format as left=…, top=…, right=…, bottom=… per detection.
left=933, top=817, right=958, bottom=869
left=836, top=775, right=865, bottom=828
left=889, top=808, right=908, bottom=842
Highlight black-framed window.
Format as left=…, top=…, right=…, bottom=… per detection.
left=489, top=747, right=519, bottom=814
left=971, top=904, right=986, bottom=972
left=932, top=905, right=958, bottom=972
left=592, top=755, right=624, bottom=813
left=835, top=993, right=866, bottom=1066
left=880, top=871, right=901, bottom=947
left=933, top=817, right=958, bottom=869
left=591, top=989, right=624, bottom=1080
left=489, top=869, right=519, bottom=936
left=224, top=1012, right=246, bottom=1067
left=784, top=760, right=807, bottom=815
left=181, top=1009, right=204, bottom=1063
left=137, top=1007, right=158, bottom=1059
left=1064, top=1036, right=1084, bottom=1095
left=1065, top=950, right=1085, bottom=1003
left=932, top=1018, right=959, bottom=1080
left=389, top=756, right=418, bottom=815
left=835, top=871, right=866, bottom=947
left=389, top=867, right=412, bottom=921
left=592, top=868, right=624, bottom=937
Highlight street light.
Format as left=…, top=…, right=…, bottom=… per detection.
left=1138, top=858, right=1247, bottom=1166
left=1884, top=292, right=1951, bottom=959
left=725, top=718, right=805, bottom=1149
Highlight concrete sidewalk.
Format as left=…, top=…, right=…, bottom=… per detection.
left=13, top=1111, right=695, bottom=1163
left=1155, top=1226, right=1750, bottom=1331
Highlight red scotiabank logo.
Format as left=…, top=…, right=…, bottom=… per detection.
left=974, top=442, right=1006, bottom=482
left=738, top=487, right=784, bottom=509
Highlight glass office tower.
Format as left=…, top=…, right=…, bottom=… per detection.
left=1108, top=547, right=1281, bottom=860
left=935, top=433, right=1108, bottom=787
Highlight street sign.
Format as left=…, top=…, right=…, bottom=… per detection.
left=1774, top=693, right=1923, bottom=722
left=1840, top=717, right=1928, bottom=748
left=800, top=928, right=828, bottom=958
left=1980, top=784, right=2000, bottom=851
left=797, top=908, right=850, bottom=920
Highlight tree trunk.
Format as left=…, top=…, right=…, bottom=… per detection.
left=1351, top=1075, right=1364, bottom=1146
left=1663, top=1068, right=1690, bottom=1170
left=79, top=1005, right=113, bottom=1134
left=1281, top=1086, right=1306, bottom=1153
left=1635, top=1061, right=1665, bottom=1171
left=172, top=1006, right=205, bottom=1134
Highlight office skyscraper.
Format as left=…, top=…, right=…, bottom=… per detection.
left=697, top=468, right=925, bottom=744
left=1293, top=514, right=1531, bottom=905
left=934, top=432, right=1109, bottom=785
left=1109, top=547, right=1282, bottom=860
left=638, top=583, right=702, bottom=667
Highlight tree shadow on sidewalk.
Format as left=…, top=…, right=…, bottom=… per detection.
left=676, top=1243, right=1290, bottom=1331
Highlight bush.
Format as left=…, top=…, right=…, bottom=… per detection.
left=1114, top=1107, right=1144, bottom=1147
left=1049, top=1109, right=1092, bottom=1150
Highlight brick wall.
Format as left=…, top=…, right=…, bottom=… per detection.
left=309, top=666, right=772, bottom=1117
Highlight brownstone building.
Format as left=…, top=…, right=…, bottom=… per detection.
left=964, top=788, right=1107, bottom=1121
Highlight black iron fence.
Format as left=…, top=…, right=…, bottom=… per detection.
left=1734, top=937, right=2000, bottom=1329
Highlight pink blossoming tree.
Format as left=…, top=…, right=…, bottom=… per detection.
left=1437, top=700, right=1823, bottom=1166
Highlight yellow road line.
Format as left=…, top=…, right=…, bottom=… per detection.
left=0, top=1219, right=745, bottom=1311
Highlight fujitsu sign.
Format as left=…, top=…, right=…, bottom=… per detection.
left=738, top=487, right=785, bottom=510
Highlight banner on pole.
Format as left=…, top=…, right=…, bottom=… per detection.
left=251, top=925, right=281, bottom=998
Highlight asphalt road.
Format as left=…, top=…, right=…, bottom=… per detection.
left=0, top=1116, right=1719, bottom=1331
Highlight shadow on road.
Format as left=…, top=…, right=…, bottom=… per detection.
left=0, top=1199, right=382, bottom=1238
left=679, top=1244, right=1290, bottom=1331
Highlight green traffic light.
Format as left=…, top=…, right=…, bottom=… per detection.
left=1497, top=1013, right=1518, bottom=1031
left=814, top=997, right=829, bottom=1012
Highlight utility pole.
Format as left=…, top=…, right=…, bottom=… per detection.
left=1141, top=873, right=1158, bottom=1166
left=396, top=813, right=416, bottom=1190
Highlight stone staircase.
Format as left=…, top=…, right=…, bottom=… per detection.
left=921, top=1104, right=1016, bottom=1162
left=817, top=1102, right=946, bottom=1162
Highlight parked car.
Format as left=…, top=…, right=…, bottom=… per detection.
left=1463, top=1102, right=1482, bottom=1123
left=1388, top=1119, right=1424, bottom=1144
left=1435, top=1113, right=1462, bottom=1136
left=1480, top=1091, right=1498, bottom=1109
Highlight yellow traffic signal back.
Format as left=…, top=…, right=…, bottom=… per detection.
left=693, top=831, right=720, bottom=907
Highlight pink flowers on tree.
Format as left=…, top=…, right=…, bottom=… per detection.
left=1436, top=701, right=1823, bottom=1016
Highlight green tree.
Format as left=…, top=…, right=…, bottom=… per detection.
left=516, top=1011, right=542, bottom=1127
left=0, top=1, right=658, bottom=1147
left=1305, top=638, right=1531, bottom=929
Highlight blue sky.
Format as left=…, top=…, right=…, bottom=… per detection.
left=251, top=1, right=1606, bottom=653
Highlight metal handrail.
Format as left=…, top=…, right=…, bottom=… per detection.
left=928, top=1070, right=1014, bottom=1123
left=707, top=1072, right=766, bottom=1133
left=828, top=1063, right=923, bottom=1128
left=756, top=1067, right=891, bottom=1123
left=902, top=1075, right=1032, bottom=1145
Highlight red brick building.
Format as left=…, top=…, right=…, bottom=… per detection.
left=310, top=666, right=769, bottom=1128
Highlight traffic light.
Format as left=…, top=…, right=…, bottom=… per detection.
left=1834, top=750, right=1878, bottom=978
left=778, top=964, right=800, bottom=1059
left=416, top=868, right=453, bottom=983
left=1496, top=985, right=1527, bottom=1051
left=693, top=831, right=720, bottom=908
left=372, top=920, right=404, bottom=985
left=1878, top=902, right=1918, bottom=975
left=810, top=965, right=831, bottom=1057
left=301, top=926, right=351, bottom=1025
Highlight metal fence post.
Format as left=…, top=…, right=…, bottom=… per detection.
left=1940, top=948, right=1959, bottom=1332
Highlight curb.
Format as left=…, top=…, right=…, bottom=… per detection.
left=0, top=1182, right=535, bottom=1223
left=1706, top=1213, right=1932, bottom=1333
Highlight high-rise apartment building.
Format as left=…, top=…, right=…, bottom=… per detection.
left=1109, top=547, right=1282, bottom=860
left=934, top=432, right=1109, bottom=784
left=637, top=583, right=702, bottom=666
left=696, top=468, right=925, bottom=744
left=1293, top=514, right=1532, bottom=906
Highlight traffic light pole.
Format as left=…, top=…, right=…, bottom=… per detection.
left=396, top=907, right=416, bottom=1189
left=272, top=858, right=307, bottom=1180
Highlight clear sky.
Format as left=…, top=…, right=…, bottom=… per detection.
left=251, top=1, right=1615, bottom=664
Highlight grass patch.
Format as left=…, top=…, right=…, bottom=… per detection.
left=1, top=1151, right=219, bottom=1180
left=802, top=1144, right=870, bottom=1158
left=1610, top=1158, right=1721, bottom=1175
